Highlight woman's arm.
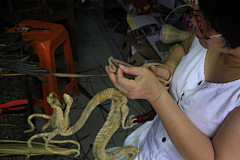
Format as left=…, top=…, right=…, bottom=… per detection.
left=164, top=34, right=195, bottom=72
left=150, top=89, right=215, bottom=159
left=212, top=107, right=240, bottom=160
left=149, top=34, right=195, bottom=82
left=153, top=97, right=240, bottom=160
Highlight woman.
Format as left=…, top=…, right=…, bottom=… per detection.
left=105, top=0, right=240, bottom=159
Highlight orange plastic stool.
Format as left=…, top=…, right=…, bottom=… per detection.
left=7, top=20, right=80, bottom=115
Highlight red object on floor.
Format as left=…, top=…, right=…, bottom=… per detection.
left=133, top=109, right=156, bottom=123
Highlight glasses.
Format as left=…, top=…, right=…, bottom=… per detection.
left=191, top=0, right=222, bottom=39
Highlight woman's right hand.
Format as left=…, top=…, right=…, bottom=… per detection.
left=105, top=64, right=166, bottom=103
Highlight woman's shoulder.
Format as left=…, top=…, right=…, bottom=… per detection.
left=212, top=107, right=240, bottom=159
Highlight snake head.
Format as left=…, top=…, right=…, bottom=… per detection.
left=63, top=93, right=73, bottom=105
left=47, top=92, right=64, bottom=109
left=108, top=56, right=132, bottom=73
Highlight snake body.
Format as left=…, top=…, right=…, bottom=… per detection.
left=60, top=88, right=139, bottom=160
left=92, top=88, right=139, bottom=160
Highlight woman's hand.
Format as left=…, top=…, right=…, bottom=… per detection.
left=147, top=65, right=172, bottom=90
left=105, top=64, right=167, bottom=103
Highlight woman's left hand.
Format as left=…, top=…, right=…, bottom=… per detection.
left=105, top=64, right=166, bottom=103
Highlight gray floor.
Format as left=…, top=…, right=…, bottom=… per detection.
left=31, top=1, right=150, bottom=160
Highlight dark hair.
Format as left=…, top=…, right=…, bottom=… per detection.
left=199, top=0, right=240, bottom=49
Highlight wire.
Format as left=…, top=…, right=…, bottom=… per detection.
left=164, top=4, right=192, bottom=22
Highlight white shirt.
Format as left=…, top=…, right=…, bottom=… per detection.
left=123, top=36, right=240, bottom=160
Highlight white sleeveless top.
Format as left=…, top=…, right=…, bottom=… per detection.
left=124, top=36, right=240, bottom=160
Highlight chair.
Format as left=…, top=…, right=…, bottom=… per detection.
left=3, top=0, right=78, bottom=60
left=7, top=19, right=80, bottom=115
